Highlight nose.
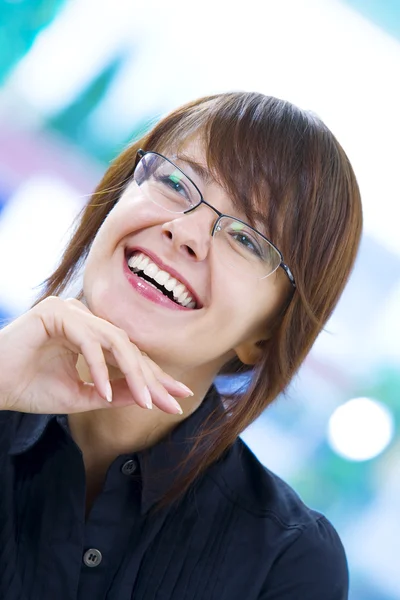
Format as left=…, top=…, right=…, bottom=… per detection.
left=161, top=205, right=217, bottom=261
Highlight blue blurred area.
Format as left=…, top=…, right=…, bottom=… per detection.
left=345, top=0, right=400, bottom=40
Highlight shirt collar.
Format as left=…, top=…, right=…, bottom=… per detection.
left=7, top=386, right=227, bottom=515
left=8, top=412, right=54, bottom=455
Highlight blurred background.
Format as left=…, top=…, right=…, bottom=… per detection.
left=0, top=0, right=399, bottom=597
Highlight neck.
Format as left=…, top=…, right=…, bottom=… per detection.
left=68, top=354, right=218, bottom=470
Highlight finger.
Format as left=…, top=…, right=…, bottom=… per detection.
left=64, top=297, right=93, bottom=314
left=73, top=381, right=110, bottom=412
left=142, top=355, right=193, bottom=398
left=109, top=336, right=183, bottom=414
left=56, top=310, right=150, bottom=410
left=105, top=336, right=155, bottom=410
left=138, top=356, right=184, bottom=414
left=80, top=340, right=113, bottom=403
left=74, top=379, right=150, bottom=413
left=54, top=314, right=112, bottom=405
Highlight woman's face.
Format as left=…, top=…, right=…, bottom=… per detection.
left=83, top=138, right=290, bottom=380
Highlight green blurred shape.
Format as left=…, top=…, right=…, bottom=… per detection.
left=364, top=366, right=400, bottom=424
left=49, top=56, right=157, bottom=164
left=49, top=58, right=121, bottom=148
left=291, top=443, right=374, bottom=522
left=0, top=0, right=65, bottom=83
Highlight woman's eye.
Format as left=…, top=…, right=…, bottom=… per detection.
left=168, top=177, right=185, bottom=194
left=231, top=232, right=262, bottom=257
left=157, top=173, right=189, bottom=197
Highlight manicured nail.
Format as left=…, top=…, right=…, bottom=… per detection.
left=105, top=381, right=113, bottom=403
left=143, top=386, right=152, bottom=409
left=175, top=382, right=194, bottom=396
left=168, top=394, right=183, bottom=414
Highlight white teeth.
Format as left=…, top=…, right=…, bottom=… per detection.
left=172, top=283, right=186, bottom=299
left=154, top=270, right=170, bottom=285
left=138, top=255, right=150, bottom=270
left=181, top=296, right=192, bottom=307
left=164, top=277, right=177, bottom=292
left=127, top=252, right=197, bottom=308
left=128, top=254, right=142, bottom=269
left=144, top=263, right=158, bottom=278
left=179, top=294, right=194, bottom=308
left=178, top=291, right=188, bottom=304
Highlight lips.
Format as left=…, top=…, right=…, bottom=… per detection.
left=124, top=246, right=202, bottom=309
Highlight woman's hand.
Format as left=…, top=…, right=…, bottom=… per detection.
left=0, top=296, right=192, bottom=415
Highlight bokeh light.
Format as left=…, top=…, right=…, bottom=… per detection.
left=328, top=397, right=395, bottom=461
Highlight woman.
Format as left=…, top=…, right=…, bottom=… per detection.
left=0, top=92, right=362, bottom=599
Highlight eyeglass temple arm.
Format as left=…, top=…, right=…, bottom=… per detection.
left=280, top=263, right=296, bottom=288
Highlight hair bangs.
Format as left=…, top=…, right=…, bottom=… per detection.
left=204, top=108, right=281, bottom=247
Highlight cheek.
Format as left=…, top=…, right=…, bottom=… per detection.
left=214, top=278, right=282, bottom=339
left=83, top=229, right=111, bottom=291
left=84, top=197, right=159, bottom=265
left=112, top=193, right=171, bottom=238
left=82, top=219, right=119, bottom=310
left=82, top=255, right=107, bottom=314
left=210, top=279, right=258, bottom=338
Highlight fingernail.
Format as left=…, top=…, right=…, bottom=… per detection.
left=176, top=382, right=194, bottom=396
left=168, top=394, right=183, bottom=414
left=105, top=381, right=113, bottom=403
left=143, top=387, right=152, bottom=409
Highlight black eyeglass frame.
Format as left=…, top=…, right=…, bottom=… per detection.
left=136, top=149, right=296, bottom=288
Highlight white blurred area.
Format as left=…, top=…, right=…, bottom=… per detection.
left=328, top=397, right=395, bottom=461
left=0, top=1, right=399, bottom=597
left=0, top=175, right=83, bottom=313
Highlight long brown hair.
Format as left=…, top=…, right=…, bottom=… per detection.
left=34, top=92, right=362, bottom=512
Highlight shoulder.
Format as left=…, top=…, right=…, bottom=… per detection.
left=256, top=512, right=349, bottom=599
left=208, top=437, right=348, bottom=598
left=213, top=436, right=323, bottom=526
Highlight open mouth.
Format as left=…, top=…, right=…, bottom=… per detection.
left=126, top=250, right=198, bottom=309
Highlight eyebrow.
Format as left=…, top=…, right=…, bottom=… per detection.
left=174, top=154, right=216, bottom=186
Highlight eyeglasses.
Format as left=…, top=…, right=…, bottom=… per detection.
left=133, top=150, right=296, bottom=287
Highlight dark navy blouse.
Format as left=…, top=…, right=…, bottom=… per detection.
left=0, top=387, right=349, bottom=599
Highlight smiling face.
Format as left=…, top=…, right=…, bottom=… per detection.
left=83, top=138, right=290, bottom=382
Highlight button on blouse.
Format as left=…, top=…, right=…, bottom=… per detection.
left=83, top=549, right=102, bottom=568
left=121, top=459, right=137, bottom=476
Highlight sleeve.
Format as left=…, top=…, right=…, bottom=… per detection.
left=258, top=516, right=349, bottom=600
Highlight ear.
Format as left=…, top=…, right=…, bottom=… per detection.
left=234, top=336, right=270, bottom=366
left=233, top=294, right=290, bottom=365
